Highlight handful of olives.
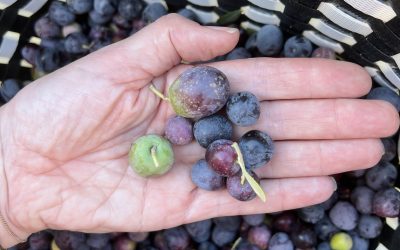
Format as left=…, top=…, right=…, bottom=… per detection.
left=128, top=66, right=274, bottom=202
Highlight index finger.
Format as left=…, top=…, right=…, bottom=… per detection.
left=206, top=58, right=372, bottom=101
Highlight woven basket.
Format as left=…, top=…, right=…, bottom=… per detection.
left=0, top=0, right=399, bottom=249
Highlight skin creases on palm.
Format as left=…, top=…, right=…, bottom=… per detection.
left=0, top=45, right=212, bottom=237
left=0, top=61, right=179, bottom=231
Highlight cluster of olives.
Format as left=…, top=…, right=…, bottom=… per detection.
left=128, top=65, right=274, bottom=202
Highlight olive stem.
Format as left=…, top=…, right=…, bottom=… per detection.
left=231, top=237, right=242, bottom=250
left=151, top=146, right=159, bottom=168
left=232, top=143, right=247, bottom=185
left=149, top=84, right=169, bottom=101
left=181, top=60, right=190, bottom=65
left=232, top=142, right=266, bottom=202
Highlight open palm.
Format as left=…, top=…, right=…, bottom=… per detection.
left=0, top=15, right=398, bottom=245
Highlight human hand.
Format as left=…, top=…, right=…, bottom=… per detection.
left=0, top=14, right=398, bottom=247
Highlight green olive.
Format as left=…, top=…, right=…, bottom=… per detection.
left=129, top=135, right=174, bottom=177
left=330, top=232, right=353, bottom=250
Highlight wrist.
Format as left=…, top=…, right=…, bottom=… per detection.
left=0, top=110, right=29, bottom=248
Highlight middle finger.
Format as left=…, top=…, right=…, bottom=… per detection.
left=235, top=99, right=399, bottom=140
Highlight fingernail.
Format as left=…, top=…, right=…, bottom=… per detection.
left=331, top=177, right=337, bottom=191
left=206, top=26, right=238, bottom=34
left=379, top=139, right=386, bottom=156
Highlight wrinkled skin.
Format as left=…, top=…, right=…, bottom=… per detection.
left=0, top=14, right=398, bottom=247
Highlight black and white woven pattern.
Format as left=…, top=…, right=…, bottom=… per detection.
left=247, top=0, right=400, bottom=94
left=0, top=0, right=180, bottom=81
left=0, top=0, right=51, bottom=81
left=0, top=1, right=399, bottom=249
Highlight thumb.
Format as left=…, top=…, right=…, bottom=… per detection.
left=79, top=14, right=239, bottom=84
